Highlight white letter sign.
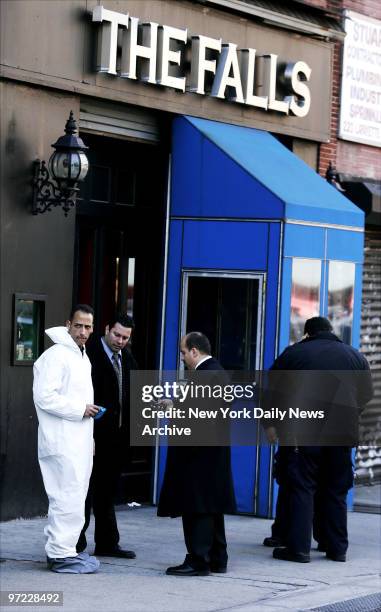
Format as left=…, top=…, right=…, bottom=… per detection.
left=93, top=5, right=129, bottom=75
left=188, top=35, right=222, bottom=94
left=157, top=25, right=188, bottom=92
left=92, top=6, right=313, bottom=120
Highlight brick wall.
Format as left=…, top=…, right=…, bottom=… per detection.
left=337, top=140, right=380, bottom=178
left=318, top=0, right=381, bottom=180
left=292, top=1, right=379, bottom=16
left=339, top=0, right=381, bottom=18
left=296, top=0, right=328, bottom=9
left=326, top=0, right=342, bottom=14
left=318, top=40, right=342, bottom=177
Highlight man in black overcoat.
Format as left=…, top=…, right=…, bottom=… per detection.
left=264, top=317, right=373, bottom=563
left=158, top=332, right=236, bottom=576
left=77, top=313, right=137, bottom=558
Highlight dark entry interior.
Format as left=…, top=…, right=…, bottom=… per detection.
left=185, top=275, right=262, bottom=373
left=74, top=132, right=167, bottom=503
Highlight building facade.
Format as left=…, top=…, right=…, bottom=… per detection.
left=0, top=0, right=378, bottom=520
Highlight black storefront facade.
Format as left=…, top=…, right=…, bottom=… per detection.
left=1, top=0, right=361, bottom=520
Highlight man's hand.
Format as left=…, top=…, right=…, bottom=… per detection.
left=158, top=399, right=173, bottom=409
left=84, top=404, right=99, bottom=418
left=266, top=426, right=278, bottom=444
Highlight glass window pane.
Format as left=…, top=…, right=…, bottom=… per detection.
left=127, top=258, right=135, bottom=317
left=90, top=165, right=111, bottom=202
left=116, top=168, right=135, bottom=205
left=328, top=261, right=355, bottom=344
left=15, top=299, right=42, bottom=361
left=186, top=276, right=219, bottom=354
left=219, top=279, right=259, bottom=371
left=185, top=275, right=261, bottom=373
left=290, top=258, right=321, bottom=344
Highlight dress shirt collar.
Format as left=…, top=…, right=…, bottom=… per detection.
left=195, top=355, right=212, bottom=370
left=101, top=336, right=122, bottom=364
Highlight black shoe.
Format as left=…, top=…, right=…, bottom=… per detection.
left=94, top=545, right=136, bottom=559
left=273, top=547, right=310, bottom=563
left=263, top=536, right=285, bottom=547
left=326, top=552, right=346, bottom=562
left=210, top=565, right=227, bottom=573
left=166, top=562, right=210, bottom=576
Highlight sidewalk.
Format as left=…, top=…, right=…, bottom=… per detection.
left=1, top=506, right=380, bottom=612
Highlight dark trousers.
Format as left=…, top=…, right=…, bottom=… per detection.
left=271, top=448, right=289, bottom=543
left=271, top=450, right=323, bottom=547
left=286, top=446, right=353, bottom=555
left=182, top=514, right=228, bottom=570
left=77, top=442, right=121, bottom=553
left=271, top=484, right=288, bottom=543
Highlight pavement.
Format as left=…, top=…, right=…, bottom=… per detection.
left=354, top=484, right=381, bottom=513
left=0, top=506, right=380, bottom=612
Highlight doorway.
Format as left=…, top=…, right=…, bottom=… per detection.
left=73, top=132, right=168, bottom=502
left=181, top=271, right=265, bottom=374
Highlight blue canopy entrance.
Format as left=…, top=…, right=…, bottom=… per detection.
left=155, top=116, right=364, bottom=516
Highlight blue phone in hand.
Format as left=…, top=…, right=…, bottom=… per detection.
left=93, top=406, right=107, bottom=420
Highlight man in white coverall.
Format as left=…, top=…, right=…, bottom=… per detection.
left=33, top=304, right=100, bottom=573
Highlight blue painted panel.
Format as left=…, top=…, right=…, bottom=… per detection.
left=231, top=446, right=256, bottom=514
left=285, top=202, right=363, bottom=228
left=171, top=118, right=283, bottom=219
left=257, top=444, right=272, bottom=518
left=326, top=229, right=364, bottom=262
left=278, top=258, right=293, bottom=354
left=263, top=223, right=281, bottom=368
left=156, top=445, right=168, bottom=503
left=171, top=119, right=202, bottom=218
left=162, top=221, right=183, bottom=370
left=272, top=479, right=279, bottom=520
left=284, top=224, right=325, bottom=259
left=352, top=264, right=363, bottom=350
left=182, top=220, right=268, bottom=270
left=200, top=138, right=283, bottom=219
left=155, top=221, right=182, bottom=501
left=185, top=116, right=364, bottom=228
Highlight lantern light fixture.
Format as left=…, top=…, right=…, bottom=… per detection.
left=325, top=161, right=345, bottom=192
left=32, top=111, right=89, bottom=216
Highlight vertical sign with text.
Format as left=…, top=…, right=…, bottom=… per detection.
left=339, top=11, right=381, bottom=147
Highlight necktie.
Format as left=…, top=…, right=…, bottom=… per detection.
left=112, top=353, right=123, bottom=427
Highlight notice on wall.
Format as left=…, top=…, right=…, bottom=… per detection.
left=339, top=11, right=381, bottom=148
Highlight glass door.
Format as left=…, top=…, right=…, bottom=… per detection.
left=73, top=132, right=167, bottom=504
left=179, top=270, right=266, bottom=514
left=180, top=271, right=265, bottom=374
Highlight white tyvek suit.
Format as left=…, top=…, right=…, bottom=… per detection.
left=33, top=327, right=94, bottom=559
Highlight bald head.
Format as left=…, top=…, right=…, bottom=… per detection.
left=180, top=332, right=211, bottom=369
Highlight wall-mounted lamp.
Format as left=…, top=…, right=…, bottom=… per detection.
left=325, top=161, right=345, bottom=192
left=32, top=111, right=89, bottom=216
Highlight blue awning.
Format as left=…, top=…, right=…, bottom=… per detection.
left=183, top=116, right=364, bottom=228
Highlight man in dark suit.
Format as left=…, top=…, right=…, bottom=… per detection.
left=158, top=332, right=236, bottom=576
left=77, top=313, right=137, bottom=559
left=264, top=317, right=373, bottom=563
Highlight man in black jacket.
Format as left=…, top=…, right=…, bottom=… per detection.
left=77, top=313, right=137, bottom=559
left=158, top=332, right=236, bottom=576
left=264, top=317, right=373, bottom=563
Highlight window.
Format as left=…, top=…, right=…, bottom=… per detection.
left=182, top=272, right=264, bottom=374
left=328, top=261, right=355, bottom=344
left=13, top=294, right=45, bottom=365
left=290, top=258, right=321, bottom=344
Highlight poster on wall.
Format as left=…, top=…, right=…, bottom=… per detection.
left=339, top=11, right=381, bottom=148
